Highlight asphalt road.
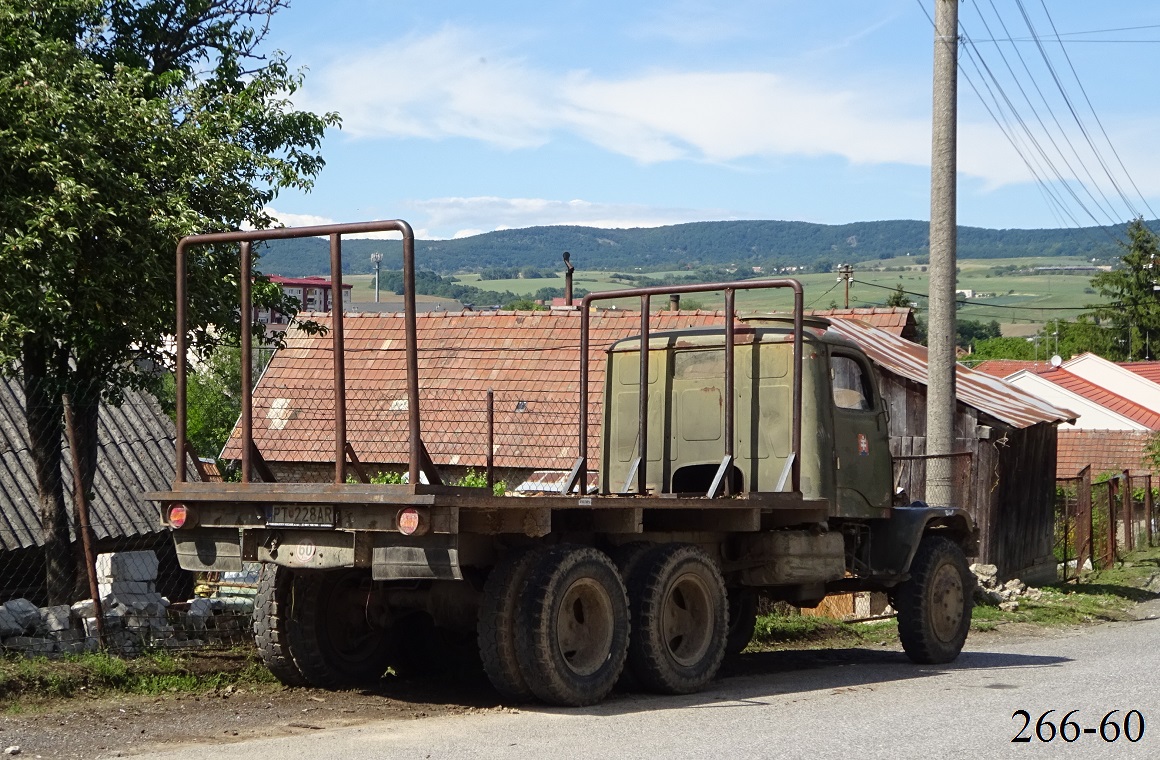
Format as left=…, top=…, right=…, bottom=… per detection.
left=136, top=616, right=1159, bottom=760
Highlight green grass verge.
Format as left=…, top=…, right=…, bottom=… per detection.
left=749, top=546, right=1160, bottom=651
left=0, top=647, right=277, bottom=708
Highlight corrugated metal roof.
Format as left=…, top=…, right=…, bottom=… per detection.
left=827, top=320, right=1076, bottom=429
left=0, top=377, right=179, bottom=551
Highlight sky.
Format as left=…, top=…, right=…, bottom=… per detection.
left=263, top=1, right=1160, bottom=241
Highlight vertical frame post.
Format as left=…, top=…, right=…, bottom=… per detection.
left=638, top=294, right=650, bottom=494
left=240, top=241, right=253, bottom=483
left=723, top=288, right=735, bottom=496
left=330, top=234, right=347, bottom=484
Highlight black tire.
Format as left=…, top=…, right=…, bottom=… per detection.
left=252, top=564, right=308, bottom=687
left=286, top=569, right=393, bottom=689
left=896, top=536, right=974, bottom=664
left=626, top=544, right=727, bottom=694
left=725, top=588, right=757, bottom=657
left=609, top=542, right=654, bottom=692
left=477, top=548, right=545, bottom=701
left=514, top=546, right=630, bottom=706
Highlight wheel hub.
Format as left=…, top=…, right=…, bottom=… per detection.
left=556, top=578, right=615, bottom=676
left=661, top=572, right=713, bottom=667
left=928, top=563, right=965, bottom=642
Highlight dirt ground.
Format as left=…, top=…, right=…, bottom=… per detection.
left=0, top=622, right=1077, bottom=760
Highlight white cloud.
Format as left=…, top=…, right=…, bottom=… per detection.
left=404, top=196, right=732, bottom=238
left=301, top=25, right=1025, bottom=185
left=263, top=208, right=407, bottom=239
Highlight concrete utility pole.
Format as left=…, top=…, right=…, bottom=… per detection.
left=837, top=264, right=854, bottom=308
left=926, top=0, right=958, bottom=507
left=370, top=251, right=383, bottom=303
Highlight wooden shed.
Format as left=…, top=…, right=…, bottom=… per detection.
left=830, top=320, right=1076, bottom=584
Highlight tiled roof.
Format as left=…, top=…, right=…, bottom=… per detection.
left=1057, top=429, right=1158, bottom=478
left=230, top=309, right=733, bottom=470
left=805, top=307, right=918, bottom=340
left=232, top=308, right=1070, bottom=469
left=826, top=320, right=1075, bottom=429
left=969, top=360, right=1051, bottom=379
left=0, top=378, right=180, bottom=551
left=1036, top=368, right=1160, bottom=430
left=1121, top=361, right=1160, bottom=385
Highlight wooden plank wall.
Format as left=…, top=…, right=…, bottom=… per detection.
left=875, top=369, right=1057, bottom=580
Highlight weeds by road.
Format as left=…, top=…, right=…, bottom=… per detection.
left=749, top=545, right=1160, bottom=650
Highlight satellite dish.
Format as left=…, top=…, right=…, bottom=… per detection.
left=1050, top=354, right=1063, bottom=367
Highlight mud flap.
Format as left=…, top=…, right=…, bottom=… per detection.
left=372, top=533, right=462, bottom=581
left=173, top=529, right=244, bottom=572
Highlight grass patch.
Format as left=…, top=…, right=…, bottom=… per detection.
left=749, top=546, right=1160, bottom=651
left=0, top=647, right=277, bottom=703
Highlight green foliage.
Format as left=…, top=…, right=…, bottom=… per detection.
left=885, top=284, right=910, bottom=308
left=1087, top=219, right=1160, bottom=360
left=956, top=319, right=1001, bottom=350
left=369, top=470, right=404, bottom=485
left=454, top=468, right=506, bottom=496
left=970, top=336, right=1036, bottom=361
left=1145, top=433, right=1160, bottom=474
left=503, top=298, right=547, bottom=311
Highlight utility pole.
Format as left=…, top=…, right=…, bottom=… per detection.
left=926, top=0, right=958, bottom=507
left=837, top=264, right=854, bottom=308
left=370, top=251, right=383, bottom=303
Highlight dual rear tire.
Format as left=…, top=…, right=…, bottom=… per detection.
left=478, top=543, right=729, bottom=705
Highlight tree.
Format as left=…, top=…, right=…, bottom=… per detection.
left=1088, top=219, right=1160, bottom=361
left=956, top=319, right=1001, bottom=350
left=885, top=284, right=911, bottom=308
left=0, top=0, right=337, bottom=602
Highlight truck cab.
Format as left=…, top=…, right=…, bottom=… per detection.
left=600, top=316, right=892, bottom=518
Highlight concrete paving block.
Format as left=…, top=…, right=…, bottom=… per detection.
left=96, top=551, right=159, bottom=582
left=0, top=599, right=40, bottom=632
left=2, top=636, right=56, bottom=654
left=0, top=608, right=23, bottom=638
left=38, top=605, right=71, bottom=633
left=98, top=580, right=156, bottom=598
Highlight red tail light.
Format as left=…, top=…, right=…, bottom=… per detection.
left=168, top=504, right=190, bottom=528
left=397, top=508, right=422, bottom=535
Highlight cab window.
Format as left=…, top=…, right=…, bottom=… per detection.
left=832, top=355, right=874, bottom=411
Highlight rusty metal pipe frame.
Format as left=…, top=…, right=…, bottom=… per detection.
left=638, top=294, right=650, bottom=495
left=174, top=220, right=417, bottom=486
left=578, top=278, right=804, bottom=496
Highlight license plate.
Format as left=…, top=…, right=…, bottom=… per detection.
left=267, top=504, right=335, bottom=528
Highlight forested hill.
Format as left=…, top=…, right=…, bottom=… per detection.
left=255, top=218, right=1143, bottom=277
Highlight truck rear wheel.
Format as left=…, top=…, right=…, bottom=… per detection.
left=514, top=546, right=629, bottom=706
left=896, top=536, right=973, bottom=664
left=478, top=548, right=545, bottom=701
left=253, top=564, right=308, bottom=687
left=626, top=544, right=727, bottom=694
left=286, top=568, right=392, bottom=689
left=725, top=588, right=757, bottom=657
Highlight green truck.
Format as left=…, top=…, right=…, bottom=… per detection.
left=151, top=220, right=976, bottom=707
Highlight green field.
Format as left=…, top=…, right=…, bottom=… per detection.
left=346, top=258, right=1110, bottom=332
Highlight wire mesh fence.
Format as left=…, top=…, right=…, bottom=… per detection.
left=1, top=377, right=255, bottom=657
left=1055, top=470, right=1156, bottom=580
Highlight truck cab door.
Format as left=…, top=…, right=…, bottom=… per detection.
left=830, top=351, right=892, bottom=517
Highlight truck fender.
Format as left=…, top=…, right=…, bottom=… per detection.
left=865, top=502, right=978, bottom=577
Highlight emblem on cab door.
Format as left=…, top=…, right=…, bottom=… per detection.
left=857, top=433, right=869, bottom=456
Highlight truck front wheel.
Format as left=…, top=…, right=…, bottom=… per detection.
left=286, top=568, right=393, bottom=688
left=895, top=536, right=973, bottom=664
left=626, top=544, right=728, bottom=694
left=514, top=546, right=630, bottom=706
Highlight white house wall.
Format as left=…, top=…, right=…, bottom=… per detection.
left=1004, top=372, right=1147, bottom=431
left=1062, top=353, right=1160, bottom=411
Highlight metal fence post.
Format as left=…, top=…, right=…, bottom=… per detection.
left=1122, top=470, right=1134, bottom=552
left=1107, top=478, right=1118, bottom=567
left=1076, top=466, right=1092, bottom=573
left=1145, top=475, right=1154, bottom=548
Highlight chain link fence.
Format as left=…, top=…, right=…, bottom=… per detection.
left=1, top=377, right=254, bottom=657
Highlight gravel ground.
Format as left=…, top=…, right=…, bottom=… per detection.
left=0, top=674, right=507, bottom=759
left=0, top=623, right=1074, bottom=760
